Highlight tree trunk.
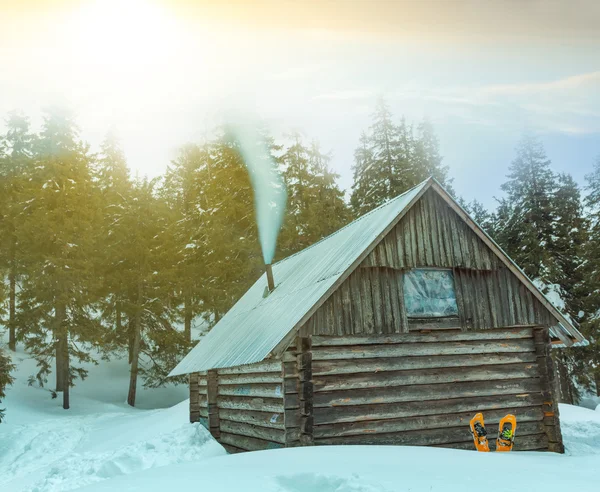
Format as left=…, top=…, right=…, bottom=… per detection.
left=55, top=302, right=67, bottom=395
left=8, top=261, right=16, bottom=352
left=63, top=329, right=70, bottom=410
left=127, top=279, right=143, bottom=407
left=184, top=288, right=192, bottom=343
left=116, top=300, right=122, bottom=333
left=128, top=318, right=135, bottom=364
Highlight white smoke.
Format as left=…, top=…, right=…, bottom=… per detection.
left=227, top=121, right=287, bottom=265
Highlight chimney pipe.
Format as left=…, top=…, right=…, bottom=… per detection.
left=265, top=264, right=275, bottom=292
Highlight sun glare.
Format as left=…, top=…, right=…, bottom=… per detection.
left=69, top=0, right=179, bottom=70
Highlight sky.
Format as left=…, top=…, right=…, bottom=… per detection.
left=0, top=0, right=599, bottom=208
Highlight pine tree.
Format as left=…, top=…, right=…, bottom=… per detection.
left=350, top=98, right=402, bottom=215
left=0, top=112, right=36, bottom=351
left=413, top=119, right=453, bottom=193
left=278, top=134, right=350, bottom=257
left=581, top=156, right=600, bottom=396
left=549, top=174, right=589, bottom=402
left=16, top=108, right=102, bottom=410
left=350, top=99, right=452, bottom=215
left=93, top=132, right=135, bottom=359
left=113, top=176, right=187, bottom=406
left=0, top=347, right=15, bottom=422
left=161, top=143, right=210, bottom=342
left=495, top=135, right=558, bottom=281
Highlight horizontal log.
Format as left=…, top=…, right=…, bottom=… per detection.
left=217, top=396, right=284, bottom=413
left=314, top=406, right=543, bottom=438
left=313, top=392, right=544, bottom=425
left=218, top=383, right=283, bottom=399
left=407, top=318, right=462, bottom=331
left=436, top=433, right=549, bottom=452
left=217, top=359, right=282, bottom=375
left=283, top=361, right=297, bottom=379
left=218, top=432, right=283, bottom=452
left=220, top=420, right=286, bottom=444
left=218, top=373, right=282, bottom=385
left=218, top=408, right=285, bottom=429
left=221, top=443, right=244, bottom=454
left=312, top=339, right=535, bottom=361
left=314, top=378, right=542, bottom=408
left=312, top=327, right=534, bottom=347
left=312, top=353, right=538, bottom=376
left=313, top=363, right=539, bottom=392
left=314, top=422, right=545, bottom=446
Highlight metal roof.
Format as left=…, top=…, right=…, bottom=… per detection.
left=170, top=178, right=586, bottom=377
left=169, top=181, right=429, bottom=376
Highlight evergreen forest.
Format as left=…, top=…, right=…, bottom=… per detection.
left=1, top=98, right=599, bottom=417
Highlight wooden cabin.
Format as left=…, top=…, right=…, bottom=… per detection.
left=170, top=178, right=586, bottom=454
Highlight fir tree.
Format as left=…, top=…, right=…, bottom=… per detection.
left=94, top=132, right=134, bottom=359
left=350, top=99, right=452, bottom=215
left=0, top=111, right=36, bottom=351
left=413, top=119, right=453, bottom=193
left=581, top=156, right=600, bottom=395
left=114, top=176, right=187, bottom=406
left=0, top=347, right=15, bottom=422
left=495, top=135, right=557, bottom=281
left=278, top=134, right=350, bottom=257
left=161, top=143, right=210, bottom=342
left=17, top=108, right=102, bottom=410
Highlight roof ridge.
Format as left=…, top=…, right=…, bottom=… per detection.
left=274, top=179, right=429, bottom=267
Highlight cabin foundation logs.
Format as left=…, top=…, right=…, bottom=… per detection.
left=189, top=326, right=564, bottom=453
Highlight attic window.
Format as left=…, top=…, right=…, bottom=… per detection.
left=404, top=269, right=458, bottom=318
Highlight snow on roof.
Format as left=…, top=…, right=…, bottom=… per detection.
left=170, top=178, right=586, bottom=376
left=169, top=181, right=429, bottom=376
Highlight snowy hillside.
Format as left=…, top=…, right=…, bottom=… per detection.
left=1, top=347, right=600, bottom=492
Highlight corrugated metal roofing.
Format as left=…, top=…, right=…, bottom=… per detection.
left=169, top=181, right=429, bottom=376
left=170, top=178, right=587, bottom=377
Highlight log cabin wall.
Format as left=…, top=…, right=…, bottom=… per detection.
left=308, top=327, right=555, bottom=451
left=307, top=188, right=555, bottom=337
left=189, top=371, right=208, bottom=426
left=189, top=360, right=289, bottom=453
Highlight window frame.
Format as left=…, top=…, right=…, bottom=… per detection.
left=403, top=267, right=460, bottom=323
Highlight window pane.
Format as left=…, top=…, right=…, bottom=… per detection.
left=404, top=269, right=458, bottom=318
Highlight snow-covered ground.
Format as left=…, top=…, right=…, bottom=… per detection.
left=1, top=344, right=600, bottom=491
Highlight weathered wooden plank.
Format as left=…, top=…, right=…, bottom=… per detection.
left=436, top=433, right=549, bottom=451
left=370, top=268, right=384, bottom=334
left=312, top=352, right=538, bottom=376
left=218, top=383, right=283, bottom=399
left=314, top=422, right=545, bottom=446
left=220, top=443, right=244, bottom=454
left=380, top=269, right=394, bottom=334
left=217, top=360, right=282, bottom=375
left=220, top=420, right=286, bottom=444
left=313, top=378, right=542, bottom=408
left=360, top=269, right=375, bottom=334
left=420, top=199, right=434, bottom=265
left=341, top=280, right=353, bottom=337
left=218, top=408, right=285, bottom=429
left=313, top=363, right=539, bottom=392
left=314, top=409, right=544, bottom=438
left=218, top=432, right=283, bottom=452
left=311, top=338, right=535, bottom=360
left=349, top=272, right=363, bottom=335
left=314, top=393, right=543, bottom=425
left=217, top=396, right=285, bottom=413
left=218, top=373, right=283, bottom=385
left=312, top=327, right=534, bottom=347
